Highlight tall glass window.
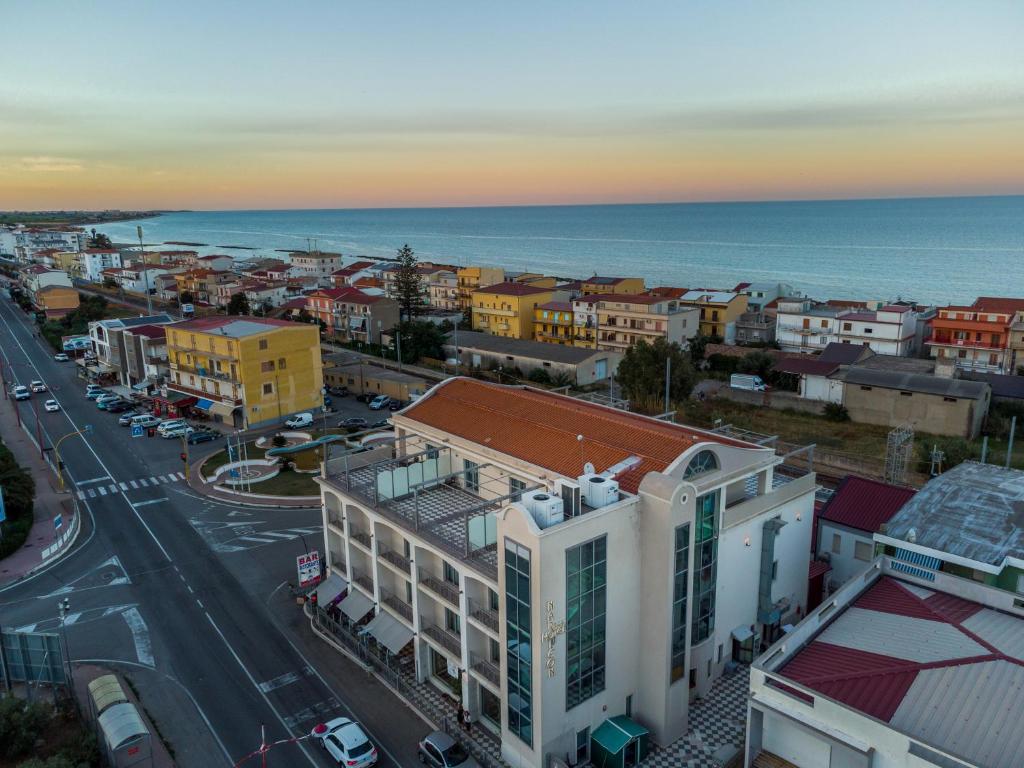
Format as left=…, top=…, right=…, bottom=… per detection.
left=505, top=539, right=533, bottom=746
left=670, top=524, right=690, bottom=682
left=566, top=536, right=607, bottom=709
left=690, top=491, right=719, bottom=645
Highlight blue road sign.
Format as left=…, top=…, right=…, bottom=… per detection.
left=131, top=424, right=144, bottom=438
left=0, top=487, right=6, bottom=524
left=54, top=514, right=63, bottom=530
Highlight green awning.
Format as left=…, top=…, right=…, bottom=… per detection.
left=592, top=716, right=647, bottom=753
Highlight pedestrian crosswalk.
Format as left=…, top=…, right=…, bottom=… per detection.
left=77, top=472, right=186, bottom=500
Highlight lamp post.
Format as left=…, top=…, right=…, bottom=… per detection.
left=138, top=225, right=153, bottom=316
left=58, top=597, right=73, bottom=693
left=54, top=425, right=93, bottom=492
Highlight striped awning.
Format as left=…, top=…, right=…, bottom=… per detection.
left=894, top=548, right=941, bottom=569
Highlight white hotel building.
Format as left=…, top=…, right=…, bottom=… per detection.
left=317, top=379, right=814, bottom=767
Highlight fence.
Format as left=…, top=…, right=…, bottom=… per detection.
left=309, top=605, right=506, bottom=768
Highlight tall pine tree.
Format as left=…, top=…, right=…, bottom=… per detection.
left=393, top=244, right=425, bottom=321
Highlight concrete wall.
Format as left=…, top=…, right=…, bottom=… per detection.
left=801, top=375, right=844, bottom=403
left=816, top=521, right=875, bottom=589
left=841, top=382, right=989, bottom=438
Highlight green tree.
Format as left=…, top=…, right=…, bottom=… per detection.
left=87, top=228, right=113, bottom=249
left=738, top=350, right=776, bottom=379
left=227, top=292, right=250, bottom=316
left=18, top=756, right=76, bottom=768
left=394, top=320, right=446, bottom=363
left=527, top=367, right=551, bottom=385
left=0, top=697, right=50, bottom=759
left=550, top=371, right=573, bottom=388
left=822, top=402, right=850, bottom=422
left=393, top=244, right=424, bottom=321
left=102, top=277, right=117, bottom=289
left=688, top=334, right=716, bottom=364
left=616, top=337, right=696, bottom=411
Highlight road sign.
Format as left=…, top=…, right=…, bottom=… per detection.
left=297, top=550, right=321, bottom=588
left=131, top=424, right=143, bottom=438
left=54, top=514, right=63, bottom=530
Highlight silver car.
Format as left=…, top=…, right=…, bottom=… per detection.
left=417, top=731, right=480, bottom=767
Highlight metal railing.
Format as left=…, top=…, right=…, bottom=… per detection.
left=418, top=568, right=461, bottom=607
left=378, top=544, right=411, bottom=575
left=350, top=528, right=373, bottom=551
left=467, top=597, right=499, bottom=633
left=421, top=622, right=462, bottom=657
left=351, top=568, right=374, bottom=595
left=469, top=652, right=500, bottom=687
left=379, top=587, right=414, bottom=623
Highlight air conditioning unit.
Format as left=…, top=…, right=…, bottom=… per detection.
left=578, top=474, right=620, bottom=509
left=555, top=479, right=582, bottom=517
left=523, top=490, right=564, bottom=529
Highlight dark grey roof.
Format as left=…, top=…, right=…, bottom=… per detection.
left=835, top=367, right=989, bottom=400
left=880, top=462, right=1024, bottom=568
left=819, top=342, right=873, bottom=365
left=444, top=330, right=607, bottom=365
left=963, top=372, right=1024, bottom=400
left=854, top=354, right=935, bottom=375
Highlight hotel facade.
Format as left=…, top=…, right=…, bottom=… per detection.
left=316, top=379, right=814, bottom=767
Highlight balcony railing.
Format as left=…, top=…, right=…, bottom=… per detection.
left=350, top=528, right=373, bottom=552
left=351, top=567, right=374, bottom=596
left=331, top=556, right=347, bottom=574
left=378, top=544, right=411, bottom=575
left=925, top=335, right=1004, bottom=350
left=379, top=588, right=413, bottom=623
left=421, top=622, right=462, bottom=658
left=419, top=568, right=460, bottom=608
left=469, top=652, right=500, bottom=688
left=467, top=597, right=499, bottom=633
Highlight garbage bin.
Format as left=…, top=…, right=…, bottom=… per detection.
left=147, top=427, right=156, bottom=437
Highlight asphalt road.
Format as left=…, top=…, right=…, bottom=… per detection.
left=0, top=295, right=427, bottom=768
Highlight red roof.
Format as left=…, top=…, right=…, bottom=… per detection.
left=973, top=296, right=1024, bottom=314
left=537, top=301, right=573, bottom=312
left=818, top=475, right=915, bottom=533
left=587, top=292, right=670, bottom=305
left=878, top=304, right=911, bottom=313
left=649, top=287, right=688, bottom=298
left=127, top=324, right=168, bottom=340
left=476, top=281, right=553, bottom=297
left=332, top=261, right=375, bottom=276
left=808, top=560, right=832, bottom=580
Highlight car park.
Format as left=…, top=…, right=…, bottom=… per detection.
left=130, top=414, right=161, bottom=429
left=340, top=417, right=368, bottom=429
left=95, top=394, right=121, bottom=409
left=156, top=418, right=187, bottom=436
left=53, top=353, right=70, bottom=362
left=86, top=387, right=107, bottom=400
left=369, top=395, right=391, bottom=410
left=105, top=401, right=132, bottom=413
left=43, top=399, right=61, bottom=412
left=370, top=419, right=390, bottom=429
left=13, top=385, right=30, bottom=401
left=285, top=412, right=314, bottom=429
left=417, top=731, right=480, bottom=767
left=118, top=411, right=141, bottom=426
left=355, top=393, right=371, bottom=403
left=312, top=718, right=378, bottom=767
left=30, top=380, right=46, bottom=393
left=187, top=429, right=221, bottom=445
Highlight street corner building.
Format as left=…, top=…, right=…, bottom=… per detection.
left=165, top=315, right=324, bottom=430
left=314, top=377, right=816, bottom=768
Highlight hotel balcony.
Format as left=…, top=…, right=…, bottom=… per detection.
left=377, top=543, right=412, bottom=576
left=165, top=381, right=242, bottom=405
left=467, top=597, right=499, bottom=635
left=351, top=567, right=374, bottom=596
left=469, top=651, right=501, bottom=690
left=379, top=587, right=414, bottom=624
left=418, top=567, right=460, bottom=609
left=925, top=334, right=1004, bottom=351
left=421, top=621, right=462, bottom=659
left=350, top=527, right=373, bottom=553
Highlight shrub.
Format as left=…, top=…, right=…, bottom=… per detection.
left=0, top=698, right=51, bottom=759
left=916, top=436, right=977, bottom=474
left=271, top=434, right=287, bottom=448
left=822, top=403, right=850, bottom=422
left=527, top=368, right=551, bottom=385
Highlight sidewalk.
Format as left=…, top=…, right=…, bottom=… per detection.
left=0, top=394, right=78, bottom=587
left=187, top=451, right=319, bottom=508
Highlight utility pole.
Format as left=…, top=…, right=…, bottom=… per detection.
left=1006, top=416, right=1017, bottom=469
left=395, top=326, right=403, bottom=373
left=31, top=394, right=43, bottom=459
left=453, top=315, right=460, bottom=376
left=138, top=226, right=153, bottom=316
left=664, top=355, right=672, bottom=413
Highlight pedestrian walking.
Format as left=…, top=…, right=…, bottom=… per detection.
left=456, top=706, right=466, bottom=730
left=463, top=708, right=473, bottom=734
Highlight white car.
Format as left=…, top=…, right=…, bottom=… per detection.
left=53, top=353, right=70, bottom=362
left=159, top=424, right=194, bottom=439
left=12, top=385, right=30, bottom=401
left=30, top=380, right=46, bottom=393
left=312, top=718, right=378, bottom=767
left=285, top=412, right=313, bottom=429
left=44, top=399, right=60, bottom=412
left=130, top=414, right=162, bottom=429
left=156, top=418, right=187, bottom=435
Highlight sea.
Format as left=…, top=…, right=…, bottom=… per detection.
left=93, top=195, right=1024, bottom=306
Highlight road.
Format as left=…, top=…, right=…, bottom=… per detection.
left=0, top=295, right=427, bottom=768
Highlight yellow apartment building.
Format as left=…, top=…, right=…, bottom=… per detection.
left=579, top=276, right=646, bottom=295
left=456, top=265, right=505, bottom=311
left=471, top=281, right=560, bottom=339
left=677, top=290, right=750, bottom=342
left=33, top=284, right=80, bottom=318
left=592, top=293, right=700, bottom=352
left=166, top=316, right=324, bottom=429
left=533, top=301, right=575, bottom=345
left=510, top=273, right=556, bottom=288
left=53, top=251, right=82, bottom=276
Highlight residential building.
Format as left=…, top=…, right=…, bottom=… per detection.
left=244, top=280, right=289, bottom=309
left=571, top=295, right=601, bottom=348
left=733, top=311, right=776, bottom=345
left=52, top=251, right=82, bottom=275
left=746, top=556, right=1024, bottom=768
left=471, top=282, right=562, bottom=339
left=289, top=251, right=345, bottom=285
left=875, top=461, right=1024, bottom=596
left=33, top=285, right=80, bottom=320
left=813, top=476, right=915, bottom=591
left=0, top=226, right=86, bottom=259
left=508, top=272, right=556, bottom=288
left=456, top=266, right=506, bottom=311
left=80, top=249, right=122, bottom=282
left=778, top=299, right=929, bottom=356
left=445, top=330, right=621, bottom=386
left=165, top=316, right=324, bottom=429
left=196, top=254, right=234, bottom=271
left=316, top=378, right=815, bottom=766
left=833, top=304, right=923, bottom=356
left=121, top=324, right=171, bottom=391
left=380, top=263, right=454, bottom=307
left=330, top=261, right=377, bottom=288
left=19, top=264, right=72, bottom=303
left=578, top=276, right=646, bottom=296
left=324, top=361, right=428, bottom=402
left=104, top=265, right=167, bottom=295
left=305, top=288, right=400, bottom=345
left=677, top=291, right=749, bottom=343
left=426, top=271, right=460, bottom=312
left=926, top=297, right=1024, bottom=374
left=88, top=315, right=177, bottom=387
left=533, top=301, right=575, bottom=345
left=739, top=282, right=794, bottom=313
left=776, top=358, right=844, bottom=403
left=154, top=249, right=200, bottom=266
left=592, top=293, right=699, bottom=352
left=173, top=269, right=237, bottom=305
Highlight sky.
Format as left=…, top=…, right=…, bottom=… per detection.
left=1, top=1, right=1022, bottom=210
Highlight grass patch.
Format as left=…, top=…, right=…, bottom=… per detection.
left=248, top=470, right=320, bottom=497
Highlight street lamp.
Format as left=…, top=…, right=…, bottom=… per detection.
left=54, top=425, right=93, bottom=492
left=58, top=597, right=73, bottom=691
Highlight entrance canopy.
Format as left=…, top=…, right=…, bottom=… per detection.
left=591, top=716, right=650, bottom=768
left=315, top=572, right=348, bottom=604
left=339, top=590, right=374, bottom=622
left=361, top=611, right=413, bottom=655
left=194, top=397, right=214, bottom=411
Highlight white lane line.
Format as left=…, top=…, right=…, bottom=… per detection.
left=63, top=612, right=83, bottom=626
left=174, top=472, right=185, bottom=480
left=87, top=488, right=96, bottom=498
left=119, top=482, right=128, bottom=491
left=288, top=528, right=321, bottom=535
left=203, top=612, right=318, bottom=766
left=133, top=498, right=168, bottom=508
left=257, top=671, right=300, bottom=693
left=238, top=536, right=277, bottom=544
left=137, top=478, right=149, bottom=487
left=77, top=476, right=110, bottom=486
left=257, top=532, right=297, bottom=540
left=97, top=486, right=108, bottom=496
left=107, top=484, right=119, bottom=494
left=129, top=480, right=139, bottom=489
left=77, top=491, right=86, bottom=500
left=121, top=607, right=155, bottom=667
left=158, top=475, right=168, bottom=483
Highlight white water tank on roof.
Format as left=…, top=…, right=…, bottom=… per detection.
left=523, top=490, right=564, bottom=529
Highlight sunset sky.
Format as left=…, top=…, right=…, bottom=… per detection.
left=2, top=1, right=1022, bottom=210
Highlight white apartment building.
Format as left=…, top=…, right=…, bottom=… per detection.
left=776, top=300, right=923, bottom=356
left=289, top=250, right=345, bottom=285
left=81, top=249, right=123, bottom=282
left=740, top=283, right=794, bottom=313
left=0, top=227, right=86, bottom=260
left=316, top=379, right=814, bottom=767
left=427, top=271, right=460, bottom=311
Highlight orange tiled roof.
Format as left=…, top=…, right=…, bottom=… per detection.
left=973, top=297, right=1024, bottom=315
left=400, top=378, right=754, bottom=492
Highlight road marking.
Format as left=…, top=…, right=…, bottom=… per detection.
left=133, top=498, right=168, bottom=507
left=174, top=471, right=185, bottom=480
left=119, top=482, right=128, bottom=491
left=149, top=476, right=159, bottom=484
left=77, top=476, right=110, bottom=486
left=288, top=528, right=321, bottom=535
left=86, top=488, right=96, bottom=498
left=63, top=612, right=82, bottom=626
left=227, top=510, right=252, bottom=517
left=97, top=486, right=108, bottom=496
left=238, top=536, right=278, bottom=544
left=258, top=532, right=298, bottom=540
left=108, top=484, right=119, bottom=494
left=77, top=491, right=86, bottom=500
left=137, top=478, right=149, bottom=487
left=121, top=607, right=155, bottom=667
left=258, top=671, right=301, bottom=693
left=129, top=480, right=139, bottom=489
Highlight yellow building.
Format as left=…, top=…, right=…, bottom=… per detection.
left=579, top=276, right=646, bottom=295
left=456, top=265, right=505, bottom=311
left=533, top=301, right=575, bottom=345
left=590, top=293, right=700, bottom=351
left=33, top=285, right=80, bottom=318
left=677, top=290, right=750, bottom=341
left=166, top=316, right=324, bottom=429
left=471, top=281, right=559, bottom=339
left=53, top=251, right=82, bottom=276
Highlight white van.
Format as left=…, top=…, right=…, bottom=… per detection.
left=285, top=412, right=313, bottom=429
left=730, top=373, right=768, bottom=392
left=131, top=414, right=162, bottom=429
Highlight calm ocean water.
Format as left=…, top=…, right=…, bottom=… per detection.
left=94, top=196, right=1024, bottom=305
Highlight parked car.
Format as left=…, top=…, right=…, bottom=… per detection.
left=729, top=373, right=767, bottom=392
left=369, top=395, right=391, bottom=411
left=340, top=417, right=368, bottom=429
left=43, top=399, right=61, bottom=413
left=285, top=412, right=314, bottom=429
left=53, top=353, right=70, bottom=362
left=156, top=418, right=188, bottom=436
left=30, top=380, right=46, bottom=393
left=118, top=411, right=141, bottom=426
left=388, top=399, right=403, bottom=411
left=12, top=385, right=30, bottom=401
left=86, top=387, right=107, bottom=400
left=370, top=419, right=390, bottom=429
left=417, top=731, right=480, bottom=768
left=323, top=395, right=333, bottom=407
left=355, top=393, right=372, bottom=403
left=130, top=414, right=161, bottom=429
left=160, top=423, right=194, bottom=439
left=187, top=429, right=221, bottom=445
left=95, top=394, right=122, bottom=408
left=106, top=401, right=133, bottom=413
left=312, top=718, right=377, bottom=767
left=329, top=386, right=349, bottom=397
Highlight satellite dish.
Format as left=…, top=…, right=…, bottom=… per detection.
left=583, top=462, right=595, bottom=475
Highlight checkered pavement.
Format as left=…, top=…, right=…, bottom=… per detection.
left=641, top=666, right=750, bottom=768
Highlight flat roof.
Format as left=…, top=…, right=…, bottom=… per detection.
left=445, top=330, right=607, bottom=365
left=398, top=378, right=757, bottom=493
left=881, top=462, right=1024, bottom=568
left=774, top=575, right=1024, bottom=768
left=835, top=367, right=989, bottom=400
left=475, top=281, right=553, bottom=297
left=171, top=315, right=298, bottom=337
